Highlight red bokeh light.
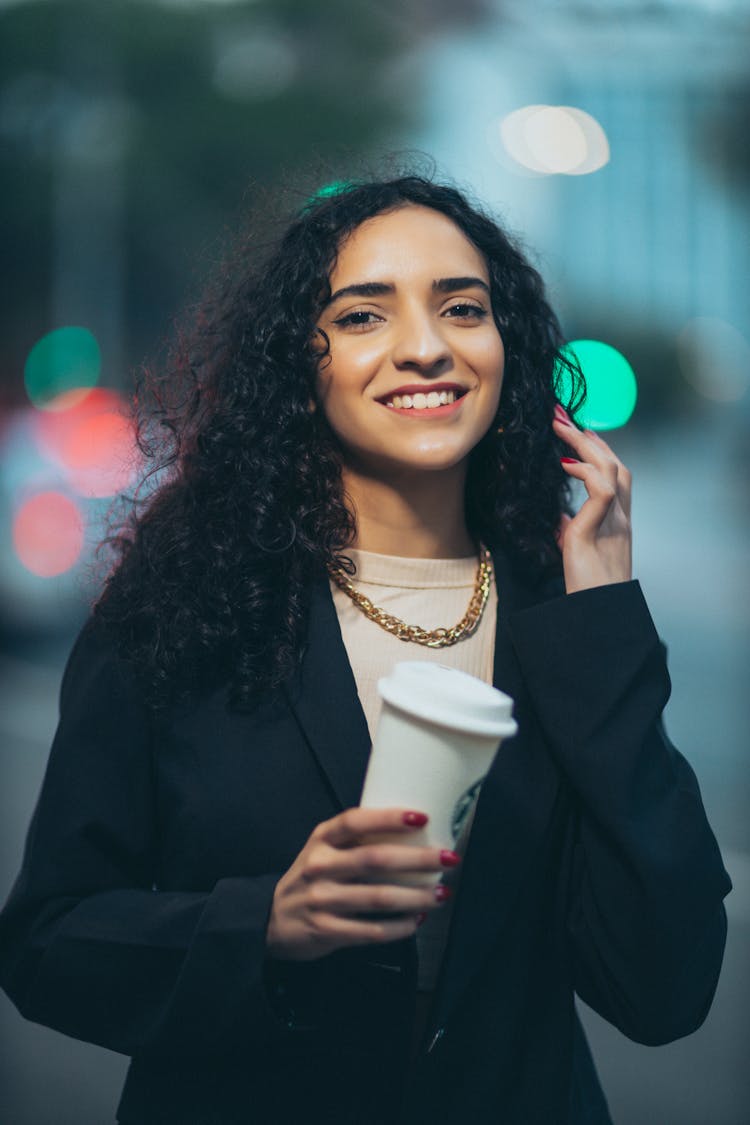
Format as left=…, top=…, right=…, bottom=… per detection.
left=33, top=387, right=139, bottom=498
left=12, top=491, right=85, bottom=578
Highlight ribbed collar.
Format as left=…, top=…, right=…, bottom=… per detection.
left=340, top=547, right=480, bottom=589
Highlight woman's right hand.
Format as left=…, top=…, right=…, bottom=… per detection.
left=265, top=808, right=458, bottom=961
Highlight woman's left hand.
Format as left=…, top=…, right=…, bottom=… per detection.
left=553, top=405, right=632, bottom=595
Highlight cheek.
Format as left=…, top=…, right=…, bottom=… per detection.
left=316, top=342, right=380, bottom=406
left=475, top=337, right=505, bottom=398
left=464, top=326, right=504, bottom=372
left=487, top=333, right=506, bottom=375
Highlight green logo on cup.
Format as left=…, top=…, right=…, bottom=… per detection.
left=451, top=777, right=484, bottom=843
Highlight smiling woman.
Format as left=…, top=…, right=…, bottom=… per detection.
left=315, top=205, right=505, bottom=558
left=0, top=174, right=730, bottom=1125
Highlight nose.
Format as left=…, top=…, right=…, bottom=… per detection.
left=391, top=309, right=452, bottom=376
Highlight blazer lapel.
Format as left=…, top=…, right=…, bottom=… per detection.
left=427, top=550, right=563, bottom=1027
left=282, top=572, right=372, bottom=811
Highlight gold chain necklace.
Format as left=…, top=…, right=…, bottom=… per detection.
left=328, top=543, right=493, bottom=649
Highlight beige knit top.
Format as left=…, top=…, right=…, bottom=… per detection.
left=329, top=547, right=498, bottom=992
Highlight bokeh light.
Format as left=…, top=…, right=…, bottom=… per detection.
left=12, top=491, right=85, bottom=578
left=33, top=387, right=139, bottom=498
left=524, top=106, right=588, bottom=173
left=491, top=104, right=549, bottom=175
left=556, top=340, right=637, bottom=430
left=491, top=105, right=609, bottom=176
left=676, top=317, right=750, bottom=403
left=305, top=180, right=353, bottom=208
left=558, top=107, right=611, bottom=176
left=23, top=327, right=101, bottom=409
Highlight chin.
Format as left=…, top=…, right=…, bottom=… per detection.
left=408, top=437, right=477, bottom=465
left=379, top=447, right=471, bottom=476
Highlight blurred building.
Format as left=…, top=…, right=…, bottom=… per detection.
left=418, top=0, right=749, bottom=411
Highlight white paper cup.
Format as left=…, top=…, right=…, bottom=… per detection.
left=359, top=662, right=518, bottom=887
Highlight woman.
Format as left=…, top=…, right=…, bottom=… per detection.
left=0, top=175, right=731, bottom=1124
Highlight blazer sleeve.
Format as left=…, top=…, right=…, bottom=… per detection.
left=0, top=618, right=301, bottom=1059
left=508, top=580, right=732, bottom=1046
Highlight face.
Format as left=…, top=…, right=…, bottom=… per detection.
left=314, top=205, right=504, bottom=480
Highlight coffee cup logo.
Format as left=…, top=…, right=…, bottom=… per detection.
left=451, top=777, right=484, bottom=844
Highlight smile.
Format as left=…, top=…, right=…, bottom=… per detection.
left=388, top=389, right=456, bottom=409
left=378, top=386, right=468, bottom=416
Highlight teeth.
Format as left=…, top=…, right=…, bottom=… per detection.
left=384, top=389, right=459, bottom=408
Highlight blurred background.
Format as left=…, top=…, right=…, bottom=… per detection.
left=1, top=0, right=748, bottom=1121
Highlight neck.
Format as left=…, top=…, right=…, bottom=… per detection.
left=341, top=463, right=475, bottom=559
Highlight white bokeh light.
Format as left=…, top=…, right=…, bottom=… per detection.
left=524, top=106, right=588, bottom=173
left=491, top=104, right=610, bottom=176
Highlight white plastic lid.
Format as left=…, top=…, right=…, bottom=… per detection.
left=378, top=661, right=518, bottom=738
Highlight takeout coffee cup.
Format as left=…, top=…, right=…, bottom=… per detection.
left=359, top=661, right=518, bottom=887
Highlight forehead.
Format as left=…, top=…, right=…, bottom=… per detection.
left=329, top=205, right=488, bottom=286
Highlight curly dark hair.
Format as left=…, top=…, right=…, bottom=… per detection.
left=95, top=174, right=585, bottom=710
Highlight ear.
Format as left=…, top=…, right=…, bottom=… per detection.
left=310, top=325, right=329, bottom=357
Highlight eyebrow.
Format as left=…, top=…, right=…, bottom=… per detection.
left=326, top=276, right=491, bottom=306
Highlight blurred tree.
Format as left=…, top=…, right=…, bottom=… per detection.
left=0, top=0, right=491, bottom=404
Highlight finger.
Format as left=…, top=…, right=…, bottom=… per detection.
left=553, top=418, right=619, bottom=479
left=318, top=807, right=429, bottom=849
left=308, top=879, right=449, bottom=917
left=559, top=460, right=619, bottom=536
left=587, top=435, right=632, bottom=519
left=306, top=841, right=450, bottom=882
left=555, top=416, right=632, bottom=505
left=579, top=429, right=633, bottom=518
left=315, top=912, right=424, bottom=948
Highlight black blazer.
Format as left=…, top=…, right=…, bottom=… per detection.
left=0, top=551, right=731, bottom=1125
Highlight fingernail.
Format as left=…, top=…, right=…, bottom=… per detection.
left=554, top=404, right=571, bottom=425
left=434, top=885, right=453, bottom=902
left=560, top=457, right=579, bottom=464
left=440, top=850, right=461, bottom=867
left=403, top=811, right=428, bottom=826
left=416, top=913, right=428, bottom=926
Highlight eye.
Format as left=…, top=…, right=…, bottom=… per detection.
left=332, top=310, right=383, bottom=330
left=443, top=302, right=489, bottom=320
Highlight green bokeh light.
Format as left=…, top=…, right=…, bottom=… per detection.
left=24, top=326, right=101, bottom=408
left=555, top=339, right=637, bottom=430
left=304, top=180, right=354, bottom=209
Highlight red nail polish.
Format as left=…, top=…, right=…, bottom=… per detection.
left=434, top=885, right=453, bottom=902
left=440, top=850, right=461, bottom=867
left=560, top=457, right=579, bottom=464
left=403, top=811, right=428, bottom=826
left=416, top=913, right=427, bottom=926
